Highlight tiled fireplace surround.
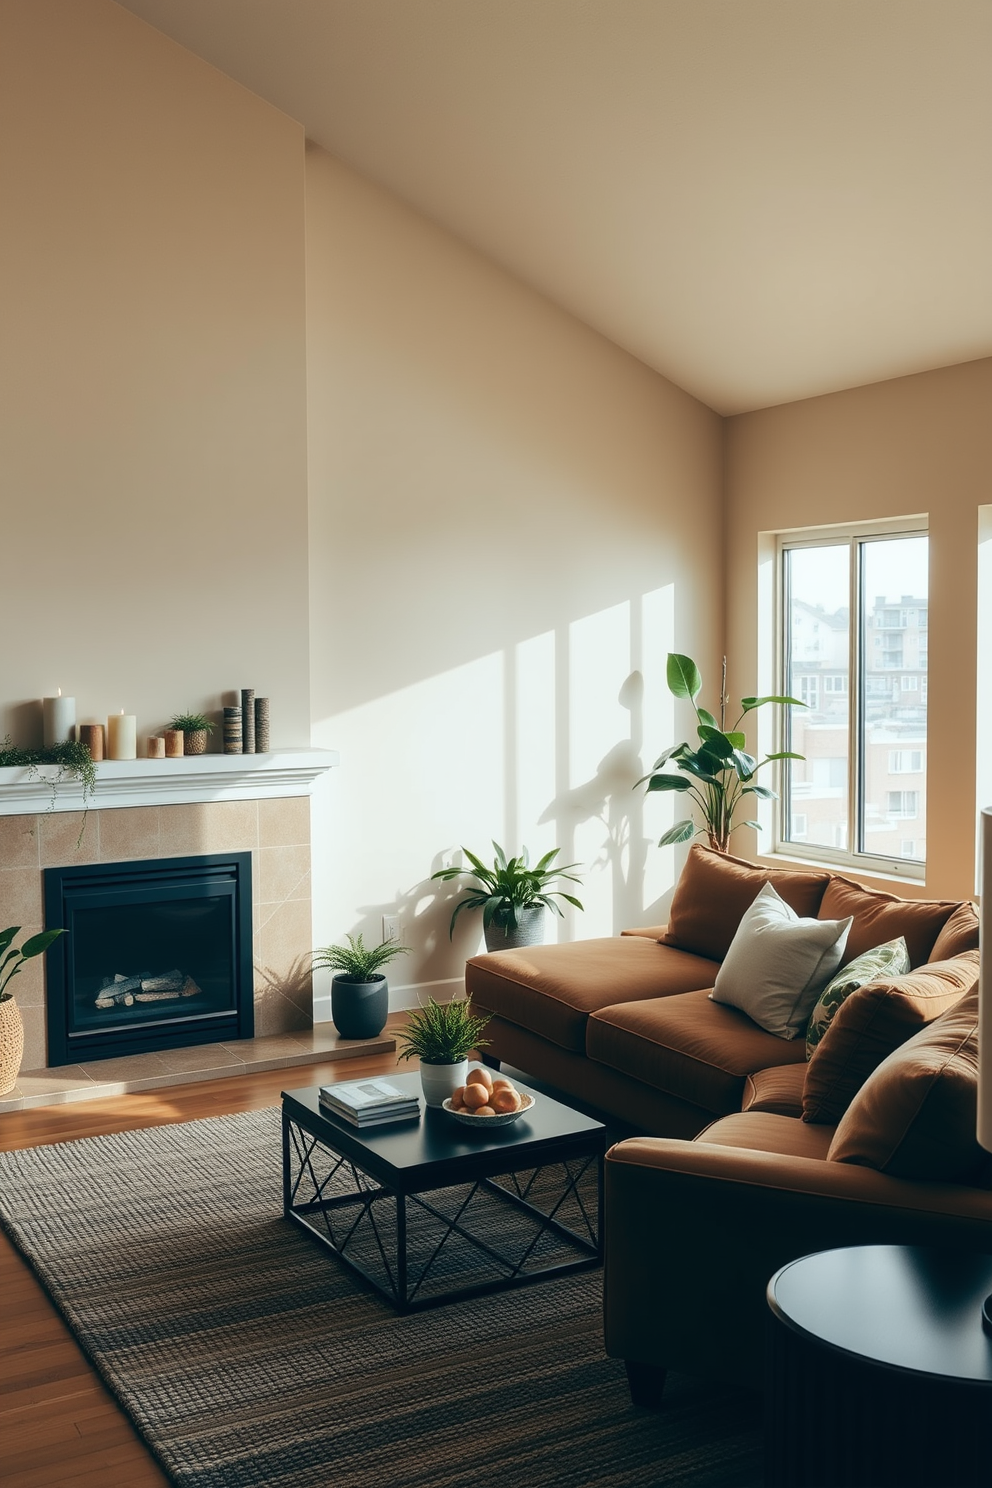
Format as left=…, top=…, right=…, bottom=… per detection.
left=2, top=796, right=314, bottom=1077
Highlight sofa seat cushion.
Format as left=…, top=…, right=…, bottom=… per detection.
left=465, top=938, right=720, bottom=1054
left=695, top=1110, right=835, bottom=1161
left=663, top=844, right=831, bottom=962
left=587, top=988, right=807, bottom=1116
left=742, top=1064, right=807, bottom=1117
left=816, top=875, right=959, bottom=968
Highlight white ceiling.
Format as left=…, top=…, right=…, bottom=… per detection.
left=116, top=0, right=992, bottom=414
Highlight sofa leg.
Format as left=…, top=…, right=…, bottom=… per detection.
left=480, top=1053, right=501, bottom=1071
left=624, top=1360, right=667, bottom=1409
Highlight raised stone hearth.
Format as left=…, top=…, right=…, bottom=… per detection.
left=0, top=1022, right=396, bottom=1113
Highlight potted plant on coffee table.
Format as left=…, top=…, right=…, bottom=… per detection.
left=396, top=996, right=491, bottom=1107
left=432, top=842, right=583, bottom=952
left=0, top=926, right=65, bottom=1095
left=168, top=712, right=216, bottom=756
left=312, top=932, right=410, bottom=1039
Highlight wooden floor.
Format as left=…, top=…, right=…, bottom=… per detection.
left=0, top=1025, right=409, bottom=1488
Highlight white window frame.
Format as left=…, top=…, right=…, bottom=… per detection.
left=774, top=515, right=928, bottom=881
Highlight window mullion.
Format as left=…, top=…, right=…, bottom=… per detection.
left=849, top=537, right=861, bottom=855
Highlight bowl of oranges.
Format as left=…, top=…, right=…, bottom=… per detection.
left=442, top=1066, right=534, bottom=1128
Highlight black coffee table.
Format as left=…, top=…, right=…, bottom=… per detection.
left=281, top=1072, right=605, bottom=1312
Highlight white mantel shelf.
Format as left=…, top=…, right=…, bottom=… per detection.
left=0, top=748, right=339, bottom=815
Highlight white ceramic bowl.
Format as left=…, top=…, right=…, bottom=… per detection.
left=442, top=1092, right=535, bottom=1128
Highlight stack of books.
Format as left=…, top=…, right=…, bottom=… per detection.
left=318, top=1078, right=421, bottom=1128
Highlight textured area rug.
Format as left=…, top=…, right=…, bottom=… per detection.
left=0, top=1110, right=761, bottom=1488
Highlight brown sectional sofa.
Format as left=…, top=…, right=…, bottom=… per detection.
left=464, top=845, right=986, bottom=1400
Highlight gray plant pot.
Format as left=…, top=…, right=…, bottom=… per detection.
left=484, top=905, right=547, bottom=953
left=331, top=973, right=389, bottom=1040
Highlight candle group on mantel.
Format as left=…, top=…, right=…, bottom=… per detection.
left=107, top=710, right=136, bottom=760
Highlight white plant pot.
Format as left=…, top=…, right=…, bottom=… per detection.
left=419, top=1058, right=469, bottom=1108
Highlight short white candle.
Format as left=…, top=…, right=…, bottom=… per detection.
left=43, top=689, right=75, bottom=747
left=107, top=710, right=137, bottom=760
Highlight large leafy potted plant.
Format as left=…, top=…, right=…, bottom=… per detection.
left=432, top=842, right=584, bottom=951
left=312, top=932, right=410, bottom=1039
left=0, top=926, right=65, bottom=1094
left=639, top=653, right=805, bottom=852
left=396, top=996, right=491, bottom=1107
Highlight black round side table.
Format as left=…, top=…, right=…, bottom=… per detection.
left=765, top=1245, right=992, bottom=1488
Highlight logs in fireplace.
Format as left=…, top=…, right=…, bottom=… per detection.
left=43, top=853, right=253, bottom=1065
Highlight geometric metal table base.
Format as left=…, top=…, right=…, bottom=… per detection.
left=282, top=1108, right=603, bottom=1313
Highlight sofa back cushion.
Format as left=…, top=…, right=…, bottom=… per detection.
left=664, top=845, right=831, bottom=962
left=928, top=901, right=980, bottom=962
left=827, top=987, right=987, bottom=1183
left=816, top=875, right=958, bottom=969
left=802, top=950, right=979, bottom=1124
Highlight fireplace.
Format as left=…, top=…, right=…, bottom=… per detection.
left=43, top=853, right=254, bottom=1065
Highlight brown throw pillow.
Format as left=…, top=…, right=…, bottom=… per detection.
left=928, top=902, right=980, bottom=962
left=663, top=844, right=831, bottom=963
left=816, top=875, right=958, bottom=969
left=827, top=988, right=987, bottom=1184
left=802, top=950, right=979, bottom=1124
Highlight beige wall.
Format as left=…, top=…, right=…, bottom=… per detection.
left=0, top=0, right=310, bottom=749
left=305, top=147, right=723, bottom=1011
left=725, top=357, right=992, bottom=901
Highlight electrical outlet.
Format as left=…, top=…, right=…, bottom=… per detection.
left=382, top=914, right=401, bottom=944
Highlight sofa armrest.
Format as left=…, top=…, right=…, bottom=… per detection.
left=619, top=925, right=668, bottom=940
left=603, top=1137, right=992, bottom=1386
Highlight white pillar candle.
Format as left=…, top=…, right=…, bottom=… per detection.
left=107, top=710, right=137, bottom=760
left=42, top=690, right=75, bottom=747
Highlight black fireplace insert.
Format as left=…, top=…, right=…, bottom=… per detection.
left=44, top=853, right=253, bottom=1065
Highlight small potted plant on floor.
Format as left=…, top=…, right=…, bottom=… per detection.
left=396, top=996, right=491, bottom=1106
left=168, top=712, right=216, bottom=756
left=0, top=926, right=65, bottom=1095
left=432, top=842, right=584, bottom=951
left=312, top=932, right=410, bottom=1039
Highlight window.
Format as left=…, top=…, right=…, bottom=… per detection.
left=889, top=750, right=923, bottom=774
left=887, top=791, right=919, bottom=818
left=779, top=524, right=927, bottom=876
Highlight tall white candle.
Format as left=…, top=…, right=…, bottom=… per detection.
left=107, top=710, right=137, bottom=760
left=43, top=689, right=75, bottom=747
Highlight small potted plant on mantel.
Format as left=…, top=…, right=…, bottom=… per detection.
left=168, top=712, right=216, bottom=756
left=0, top=926, right=65, bottom=1095
left=432, top=841, right=584, bottom=952
left=396, top=997, right=491, bottom=1107
left=312, top=932, right=410, bottom=1040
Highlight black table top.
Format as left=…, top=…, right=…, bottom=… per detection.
left=768, top=1245, right=992, bottom=1384
left=282, top=1071, right=605, bottom=1192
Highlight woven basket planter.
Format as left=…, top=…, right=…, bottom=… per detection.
left=0, top=996, right=25, bottom=1096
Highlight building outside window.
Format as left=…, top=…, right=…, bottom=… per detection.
left=778, top=524, right=927, bottom=877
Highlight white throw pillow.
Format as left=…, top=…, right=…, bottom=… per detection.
left=710, top=882, right=853, bottom=1039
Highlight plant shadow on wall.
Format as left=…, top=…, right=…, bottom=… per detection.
left=538, top=669, right=662, bottom=929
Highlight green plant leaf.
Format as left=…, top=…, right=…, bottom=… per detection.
left=757, top=751, right=805, bottom=764
left=658, top=819, right=695, bottom=846
left=0, top=928, right=19, bottom=956
left=676, top=752, right=721, bottom=785
left=696, top=726, right=735, bottom=759
left=743, top=783, right=776, bottom=799
left=741, top=820, right=763, bottom=831
left=696, top=708, right=719, bottom=730
left=645, top=773, right=692, bottom=792
left=731, top=748, right=757, bottom=780
left=666, top=653, right=702, bottom=701
left=20, top=928, right=65, bottom=959
left=739, top=695, right=806, bottom=711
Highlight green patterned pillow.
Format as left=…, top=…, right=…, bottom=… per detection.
left=805, top=936, right=911, bottom=1058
